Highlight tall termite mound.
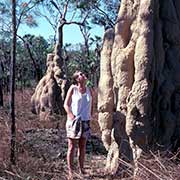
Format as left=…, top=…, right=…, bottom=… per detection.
left=98, top=0, right=180, bottom=174
left=31, top=45, right=67, bottom=116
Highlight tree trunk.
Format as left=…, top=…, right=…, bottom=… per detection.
left=98, top=0, right=180, bottom=175
left=56, top=21, right=64, bottom=62
left=25, top=41, right=42, bottom=82
left=10, top=0, right=16, bottom=165
left=0, top=79, right=3, bottom=107
left=0, top=63, right=3, bottom=106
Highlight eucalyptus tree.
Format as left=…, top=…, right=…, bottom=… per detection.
left=0, top=61, right=4, bottom=106
left=0, top=0, right=42, bottom=36
left=0, top=0, right=45, bottom=83
left=34, top=0, right=97, bottom=60
left=0, top=39, right=11, bottom=92
left=0, top=1, right=12, bottom=93
left=63, top=40, right=101, bottom=81
left=10, top=0, right=16, bottom=165
left=16, top=35, right=49, bottom=86
left=79, top=21, right=91, bottom=59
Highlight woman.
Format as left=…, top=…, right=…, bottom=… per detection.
left=63, top=70, right=93, bottom=179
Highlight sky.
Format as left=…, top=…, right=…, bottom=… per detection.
left=18, top=17, right=104, bottom=45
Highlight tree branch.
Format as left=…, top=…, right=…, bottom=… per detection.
left=65, top=21, right=83, bottom=26
left=36, top=11, right=57, bottom=32
left=70, top=8, right=77, bottom=22
left=94, top=5, right=115, bottom=27
left=50, top=0, right=62, bottom=17
left=16, top=0, right=41, bottom=30
left=62, top=0, right=70, bottom=19
left=17, top=35, right=39, bottom=77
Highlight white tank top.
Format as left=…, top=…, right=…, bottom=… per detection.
left=71, top=85, right=92, bottom=121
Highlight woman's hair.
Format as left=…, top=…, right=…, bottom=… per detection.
left=71, top=70, right=80, bottom=85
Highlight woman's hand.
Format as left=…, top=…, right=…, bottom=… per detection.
left=68, top=112, right=75, bottom=120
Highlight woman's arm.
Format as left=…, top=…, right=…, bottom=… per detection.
left=63, top=85, right=75, bottom=120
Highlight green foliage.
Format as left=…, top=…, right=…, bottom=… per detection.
left=64, top=43, right=100, bottom=84
left=17, top=34, right=50, bottom=81
left=0, top=38, right=11, bottom=83
left=0, top=0, right=41, bottom=37
left=0, top=1, right=11, bottom=35
left=0, top=33, right=52, bottom=88
left=0, top=2, right=10, bottom=15
left=76, top=0, right=98, bottom=9
left=90, top=0, right=120, bottom=29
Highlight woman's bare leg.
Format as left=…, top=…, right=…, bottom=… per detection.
left=67, top=138, right=76, bottom=178
left=78, top=137, right=87, bottom=174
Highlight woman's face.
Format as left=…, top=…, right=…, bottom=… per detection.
left=76, top=72, right=87, bottom=83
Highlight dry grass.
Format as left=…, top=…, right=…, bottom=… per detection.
left=0, top=89, right=180, bottom=180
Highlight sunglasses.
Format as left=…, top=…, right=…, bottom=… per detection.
left=78, top=73, right=83, bottom=76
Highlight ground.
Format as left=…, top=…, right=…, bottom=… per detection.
left=1, top=89, right=180, bottom=180
left=0, top=89, right=122, bottom=180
